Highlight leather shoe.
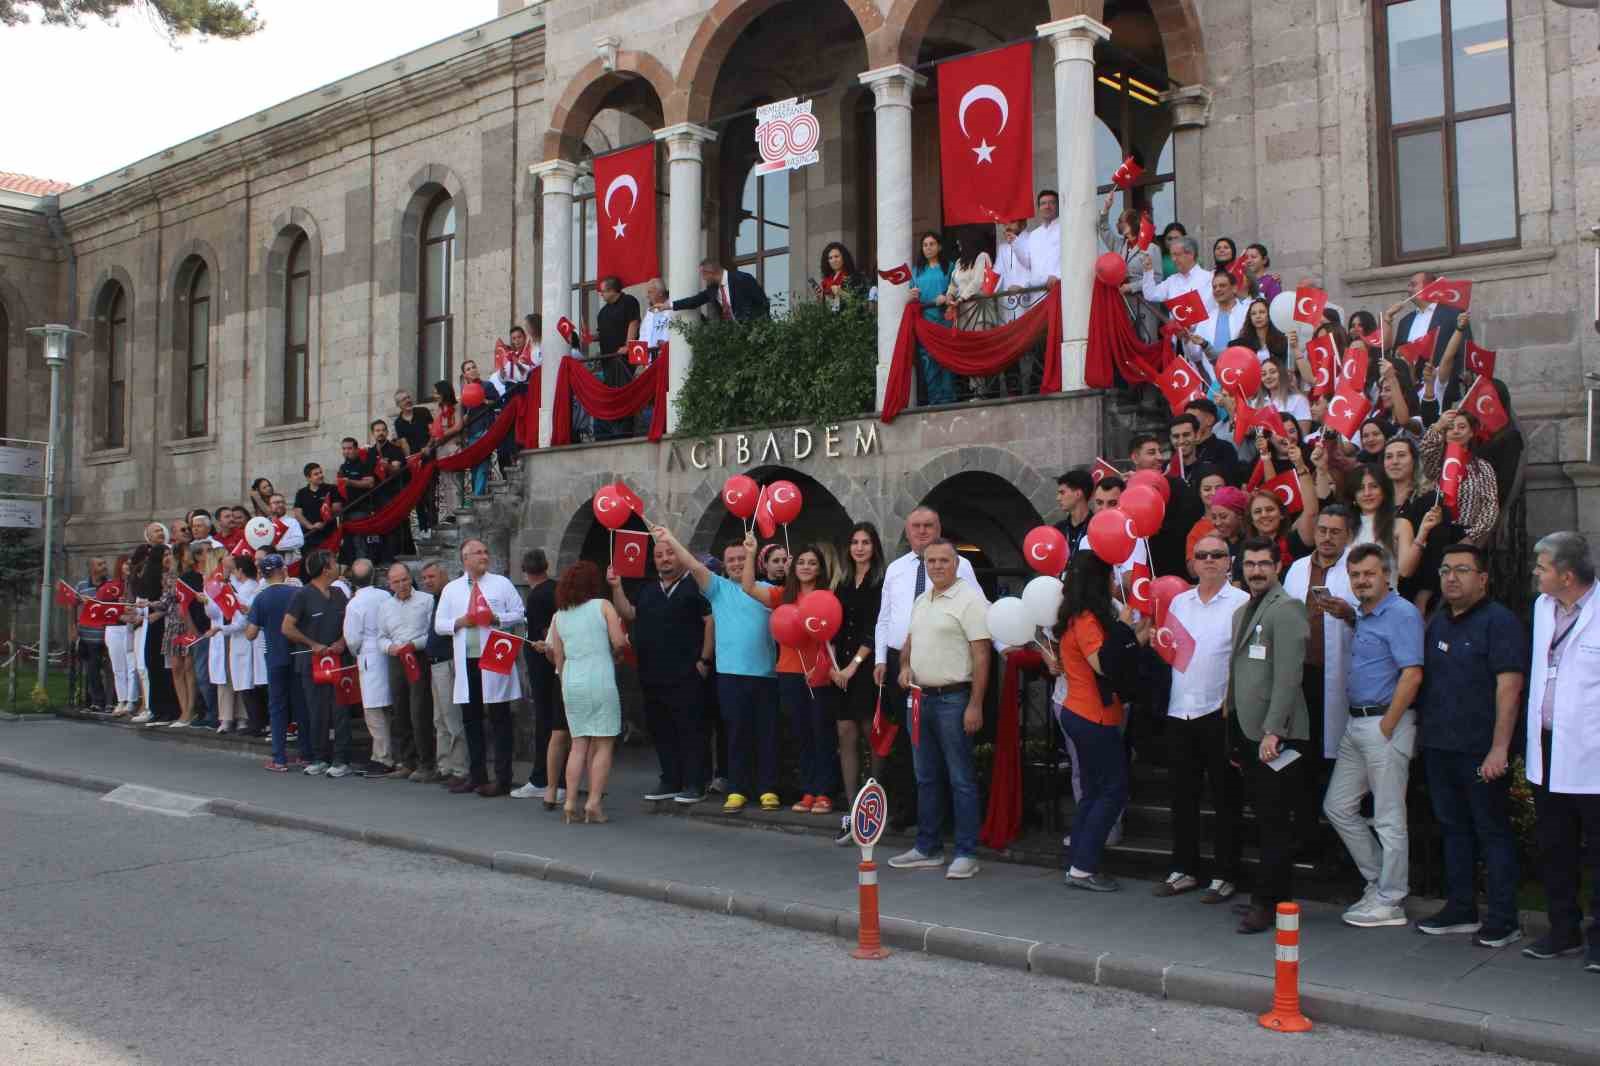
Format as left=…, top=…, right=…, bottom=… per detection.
left=1236, top=905, right=1274, bottom=934
left=477, top=783, right=506, bottom=798
left=1230, top=902, right=1254, bottom=916
left=447, top=777, right=478, bottom=794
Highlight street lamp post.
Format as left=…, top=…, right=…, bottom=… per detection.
left=23, top=324, right=83, bottom=705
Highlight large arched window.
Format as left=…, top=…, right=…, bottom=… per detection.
left=732, top=167, right=789, bottom=305
left=569, top=170, right=599, bottom=332
left=1093, top=68, right=1177, bottom=232
left=284, top=233, right=310, bottom=423
left=419, top=190, right=455, bottom=395
left=101, top=283, right=128, bottom=449
left=184, top=262, right=210, bottom=437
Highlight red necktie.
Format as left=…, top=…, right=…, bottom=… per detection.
left=719, top=283, right=733, bottom=321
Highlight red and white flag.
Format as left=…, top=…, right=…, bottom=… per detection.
left=1164, top=447, right=1185, bottom=481
left=1234, top=400, right=1289, bottom=445
left=1461, top=375, right=1509, bottom=436
left=907, top=684, right=923, bottom=746
left=1292, top=285, right=1328, bottom=326
left=936, top=41, right=1034, bottom=225
left=626, top=339, right=650, bottom=367
left=981, top=265, right=1000, bottom=295
left=1127, top=561, right=1154, bottom=615
left=1465, top=342, right=1496, bottom=379
left=480, top=629, right=523, bottom=676
left=79, top=599, right=124, bottom=627
left=613, top=529, right=650, bottom=579
left=1262, top=469, right=1305, bottom=515
left=173, top=578, right=197, bottom=613
left=333, top=665, right=363, bottom=706
left=312, top=651, right=341, bottom=684
left=1306, top=333, right=1339, bottom=398
left=399, top=645, right=423, bottom=684
left=215, top=583, right=240, bottom=623
left=1396, top=329, right=1437, bottom=369
left=1417, top=277, right=1472, bottom=310
left=556, top=316, right=576, bottom=344
left=612, top=479, right=644, bottom=515
left=876, top=262, right=912, bottom=286
left=753, top=485, right=778, bottom=539
left=1164, top=290, right=1208, bottom=330
left=1323, top=379, right=1371, bottom=439
left=1090, top=457, right=1122, bottom=485
left=1137, top=213, right=1154, bottom=252
left=1110, top=155, right=1143, bottom=190
left=593, top=142, right=658, bottom=288
left=1439, top=442, right=1469, bottom=515
left=1156, top=360, right=1204, bottom=415
left=54, top=580, right=78, bottom=607
left=1153, top=613, right=1197, bottom=672
left=1341, top=344, right=1370, bottom=390
left=465, top=582, right=494, bottom=628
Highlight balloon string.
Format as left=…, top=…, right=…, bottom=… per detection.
left=783, top=523, right=790, bottom=558
left=797, top=646, right=817, bottom=703
left=1143, top=537, right=1157, bottom=579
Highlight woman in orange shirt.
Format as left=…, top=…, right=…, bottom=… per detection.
left=739, top=533, right=840, bottom=814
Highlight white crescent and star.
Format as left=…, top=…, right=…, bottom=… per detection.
left=1475, top=396, right=1494, bottom=417
left=1029, top=543, right=1048, bottom=561
left=1132, top=576, right=1150, bottom=603
left=1442, top=457, right=1463, bottom=482
left=804, top=617, right=824, bottom=634
left=603, top=174, right=638, bottom=238
left=596, top=495, right=617, bottom=513
left=772, top=485, right=797, bottom=505
left=957, top=84, right=1009, bottom=164
left=1274, top=484, right=1295, bottom=505
left=1155, top=626, right=1175, bottom=650
left=1328, top=395, right=1351, bottom=419
left=623, top=544, right=641, bottom=560
left=1296, top=296, right=1317, bottom=318
left=489, top=637, right=513, bottom=659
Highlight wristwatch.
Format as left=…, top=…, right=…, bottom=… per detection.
left=852, top=652, right=866, bottom=665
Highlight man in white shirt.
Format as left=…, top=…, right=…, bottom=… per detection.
left=994, top=219, right=1037, bottom=324
left=642, top=278, right=673, bottom=351
left=342, top=560, right=398, bottom=776
left=1182, top=271, right=1251, bottom=368
left=874, top=506, right=983, bottom=826
left=1154, top=533, right=1250, bottom=904
left=380, top=561, right=435, bottom=782
left=1027, top=190, right=1060, bottom=287
left=434, top=538, right=526, bottom=797
left=1140, top=235, right=1216, bottom=319
left=267, top=494, right=304, bottom=562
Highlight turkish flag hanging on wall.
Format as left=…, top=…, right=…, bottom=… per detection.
left=937, top=42, right=1034, bottom=225
left=593, top=142, right=658, bottom=288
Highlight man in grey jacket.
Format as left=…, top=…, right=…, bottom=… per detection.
left=1225, top=537, right=1310, bottom=934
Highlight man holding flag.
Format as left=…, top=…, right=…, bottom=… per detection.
left=434, top=539, right=525, bottom=797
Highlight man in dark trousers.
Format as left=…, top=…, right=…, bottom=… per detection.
left=659, top=258, right=770, bottom=323
left=594, top=276, right=641, bottom=441
left=511, top=549, right=566, bottom=802
left=281, top=549, right=352, bottom=778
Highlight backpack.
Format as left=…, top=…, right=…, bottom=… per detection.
left=1093, top=617, right=1148, bottom=707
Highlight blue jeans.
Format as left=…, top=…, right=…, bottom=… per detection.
left=1058, top=708, right=1128, bottom=874
left=269, top=664, right=313, bottom=766
left=779, top=673, right=840, bottom=797
left=912, top=688, right=981, bottom=859
left=718, top=674, right=778, bottom=798
left=464, top=423, right=490, bottom=496
left=193, top=638, right=218, bottom=727
left=918, top=345, right=955, bottom=406
left=1425, top=747, right=1519, bottom=929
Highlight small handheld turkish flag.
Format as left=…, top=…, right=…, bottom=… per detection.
left=1461, top=376, right=1509, bottom=436
left=271, top=517, right=289, bottom=545
left=1226, top=257, right=1249, bottom=292
left=399, top=645, right=423, bottom=684
left=1111, top=155, right=1144, bottom=190
left=336, top=476, right=348, bottom=499
left=493, top=338, right=513, bottom=375
left=1127, top=561, right=1154, bottom=615
left=754, top=485, right=778, bottom=539
left=612, top=479, right=644, bottom=515
left=627, top=340, right=650, bottom=367
left=613, top=529, right=650, bottom=579
left=1165, top=447, right=1185, bottom=481
left=1262, top=469, right=1305, bottom=515
left=320, top=499, right=334, bottom=523
left=1153, top=613, right=1197, bottom=672
left=1306, top=333, right=1339, bottom=398
left=173, top=578, right=197, bottom=613
left=1137, top=213, right=1154, bottom=252
left=1234, top=401, right=1290, bottom=446
left=1323, top=380, right=1372, bottom=439
left=231, top=538, right=254, bottom=559
left=868, top=687, right=899, bottom=758
left=1090, top=457, right=1122, bottom=485
left=480, top=629, right=522, bottom=675
left=981, top=265, right=1000, bottom=295
left=907, top=684, right=923, bottom=746
left=876, top=262, right=912, bottom=286
left=1164, top=290, right=1208, bottom=330
left=54, top=580, right=78, bottom=607
left=312, top=652, right=340, bottom=684
left=333, top=665, right=362, bottom=706
left=1395, top=329, right=1437, bottom=369
left=215, top=583, right=240, bottom=623
left=1341, top=345, right=1371, bottom=390
left=1156, top=360, right=1204, bottom=415
left=1417, top=277, right=1471, bottom=310
left=79, top=600, right=124, bottom=627
left=99, top=580, right=125, bottom=603
left=557, top=316, right=576, bottom=344
left=1439, top=442, right=1468, bottom=515
left=1465, top=342, right=1496, bottom=379
left=1292, top=285, right=1328, bottom=326
left=466, top=582, right=494, bottom=628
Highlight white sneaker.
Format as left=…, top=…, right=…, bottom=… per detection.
left=887, top=848, right=945, bottom=870
left=509, top=783, right=543, bottom=799
left=303, top=761, right=330, bottom=776
left=215, top=724, right=228, bottom=734
left=1342, top=900, right=1408, bottom=928
left=129, top=711, right=153, bottom=724
left=326, top=763, right=353, bottom=779
left=945, top=856, right=980, bottom=879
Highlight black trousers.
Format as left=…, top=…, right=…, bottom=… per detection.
left=299, top=667, right=350, bottom=765
left=462, top=659, right=513, bottom=787
left=239, top=686, right=268, bottom=732
left=78, top=639, right=108, bottom=707
left=643, top=676, right=706, bottom=794
left=1167, top=712, right=1242, bottom=882
left=1298, top=664, right=1333, bottom=848
left=879, top=648, right=919, bottom=824
left=524, top=658, right=562, bottom=787
left=1231, top=719, right=1307, bottom=906
left=1534, top=729, right=1600, bottom=939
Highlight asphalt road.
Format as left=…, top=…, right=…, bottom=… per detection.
left=0, top=774, right=1537, bottom=1066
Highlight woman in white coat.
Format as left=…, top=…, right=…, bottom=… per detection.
left=228, top=556, right=267, bottom=734
left=343, top=563, right=396, bottom=773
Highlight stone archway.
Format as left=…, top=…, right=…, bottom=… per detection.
left=544, top=51, right=678, bottom=162
left=692, top=465, right=857, bottom=571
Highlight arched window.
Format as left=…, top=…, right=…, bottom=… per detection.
left=419, top=191, right=455, bottom=396
left=569, top=171, right=598, bottom=332
left=284, top=234, right=310, bottom=423
left=102, top=283, right=128, bottom=449
left=733, top=167, right=789, bottom=305
left=183, top=261, right=211, bottom=437
left=0, top=300, right=8, bottom=438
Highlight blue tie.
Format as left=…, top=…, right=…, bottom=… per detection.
left=913, top=560, right=926, bottom=600
left=1213, top=305, right=1231, bottom=350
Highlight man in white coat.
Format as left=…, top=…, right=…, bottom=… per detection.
left=342, top=560, right=397, bottom=776
left=1522, top=531, right=1600, bottom=969
left=435, top=539, right=525, bottom=797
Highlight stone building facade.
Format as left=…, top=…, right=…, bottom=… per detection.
left=0, top=0, right=1594, bottom=578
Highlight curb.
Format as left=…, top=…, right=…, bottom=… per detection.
left=2, top=756, right=1594, bottom=1065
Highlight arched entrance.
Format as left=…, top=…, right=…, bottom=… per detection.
left=698, top=466, right=855, bottom=575
left=922, top=471, right=1045, bottom=599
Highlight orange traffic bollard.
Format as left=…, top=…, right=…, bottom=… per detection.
left=852, top=859, right=890, bottom=960
left=1258, top=902, right=1312, bottom=1032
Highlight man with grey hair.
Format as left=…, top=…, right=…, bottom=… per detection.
left=1522, top=531, right=1599, bottom=968
left=1321, top=543, right=1424, bottom=929
left=342, top=559, right=397, bottom=777
left=381, top=561, right=435, bottom=782
left=1139, top=233, right=1216, bottom=320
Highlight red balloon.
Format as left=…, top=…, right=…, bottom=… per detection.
left=1022, top=525, right=1070, bottom=576
left=592, top=487, right=629, bottom=530
left=797, top=589, right=843, bottom=642
left=722, top=475, right=759, bottom=519
left=461, top=382, right=486, bottom=408
left=1120, top=484, right=1166, bottom=539
left=766, top=479, right=803, bottom=524
left=1094, top=251, right=1127, bottom=288
left=1215, top=346, right=1262, bottom=398
left=1150, top=575, right=1192, bottom=626
left=1125, top=469, right=1171, bottom=504
left=769, top=603, right=810, bottom=649
left=1087, top=508, right=1138, bottom=565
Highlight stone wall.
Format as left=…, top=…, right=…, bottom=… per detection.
left=0, top=198, right=60, bottom=446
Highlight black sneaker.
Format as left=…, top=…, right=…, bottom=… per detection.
left=1416, top=906, right=1481, bottom=936
left=357, top=761, right=392, bottom=777
left=1473, top=925, right=1523, bottom=949
left=1522, top=931, right=1584, bottom=959
left=833, top=814, right=853, bottom=846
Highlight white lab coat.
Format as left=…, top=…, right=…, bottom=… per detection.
left=434, top=573, right=526, bottom=705
left=225, top=578, right=263, bottom=689
left=1284, top=549, right=1357, bottom=758
left=1525, top=591, right=1600, bottom=793
left=343, top=586, right=395, bottom=709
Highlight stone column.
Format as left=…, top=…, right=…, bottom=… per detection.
left=654, top=123, right=718, bottom=433
left=528, top=159, right=580, bottom=447
left=1038, top=16, right=1110, bottom=391
left=1161, top=84, right=1213, bottom=234
left=858, top=64, right=925, bottom=409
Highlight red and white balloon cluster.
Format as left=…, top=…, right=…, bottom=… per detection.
left=1086, top=469, right=1167, bottom=565
left=591, top=479, right=645, bottom=528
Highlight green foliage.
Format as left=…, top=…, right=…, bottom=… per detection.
left=673, top=292, right=877, bottom=437
left=0, top=529, right=42, bottom=603
left=0, top=0, right=261, bottom=39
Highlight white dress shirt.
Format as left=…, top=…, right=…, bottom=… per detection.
left=434, top=572, right=526, bottom=704
left=1405, top=303, right=1436, bottom=343
left=994, top=237, right=1042, bottom=323
left=1165, top=583, right=1251, bottom=719
left=1027, top=220, right=1060, bottom=283
left=379, top=588, right=435, bottom=652
left=1184, top=299, right=1251, bottom=362
left=642, top=308, right=673, bottom=349
left=874, top=550, right=981, bottom=665
left=1140, top=263, right=1218, bottom=317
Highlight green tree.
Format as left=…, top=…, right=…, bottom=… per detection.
left=0, top=0, right=261, bottom=39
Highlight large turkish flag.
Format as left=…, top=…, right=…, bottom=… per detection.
left=937, top=42, right=1034, bottom=225
left=594, top=142, right=658, bottom=288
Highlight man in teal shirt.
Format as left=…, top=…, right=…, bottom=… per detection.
left=655, top=525, right=778, bottom=813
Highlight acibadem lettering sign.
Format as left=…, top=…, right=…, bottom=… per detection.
left=667, top=422, right=880, bottom=472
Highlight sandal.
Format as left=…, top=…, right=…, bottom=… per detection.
left=811, top=796, right=833, bottom=815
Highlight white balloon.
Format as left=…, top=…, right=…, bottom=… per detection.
left=1021, top=575, right=1063, bottom=629
left=1268, top=291, right=1297, bottom=334
left=244, top=516, right=275, bottom=549
left=986, top=597, right=1037, bottom=648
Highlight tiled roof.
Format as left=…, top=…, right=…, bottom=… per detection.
left=0, top=171, right=72, bottom=196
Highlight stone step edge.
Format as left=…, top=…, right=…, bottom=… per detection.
left=0, top=753, right=1586, bottom=1066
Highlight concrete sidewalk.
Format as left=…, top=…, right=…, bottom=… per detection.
left=2, top=717, right=1594, bottom=1065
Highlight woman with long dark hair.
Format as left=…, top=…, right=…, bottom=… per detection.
left=817, top=242, right=862, bottom=304
left=105, top=554, right=138, bottom=717
left=830, top=521, right=885, bottom=833
left=1240, top=242, right=1282, bottom=302
left=248, top=478, right=274, bottom=518
left=129, top=544, right=180, bottom=723
left=740, top=534, right=841, bottom=814
left=1343, top=466, right=1414, bottom=593
left=1212, top=236, right=1239, bottom=274
left=909, top=231, right=955, bottom=405
left=1420, top=407, right=1500, bottom=546
left=430, top=378, right=463, bottom=522
left=1233, top=298, right=1289, bottom=366
left=547, top=561, right=627, bottom=824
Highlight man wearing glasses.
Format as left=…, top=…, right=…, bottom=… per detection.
left=1414, top=543, right=1527, bottom=948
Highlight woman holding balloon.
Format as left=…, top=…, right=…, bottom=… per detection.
left=459, top=360, right=496, bottom=497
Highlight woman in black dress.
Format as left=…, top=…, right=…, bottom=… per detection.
left=829, top=522, right=885, bottom=828
left=132, top=544, right=181, bottom=722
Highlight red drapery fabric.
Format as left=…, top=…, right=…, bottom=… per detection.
left=550, top=352, right=669, bottom=445
left=880, top=282, right=1062, bottom=423
left=1085, top=277, right=1168, bottom=388
left=438, top=396, right=524, bottom=472
left=515, top=365, right=542, bottom=450
left=979, top=647, right=1041, bottom=850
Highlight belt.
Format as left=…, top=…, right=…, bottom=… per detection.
left=920, top=683, right=971, bottom=698
left=1348, top=704, right=1387, bottom=718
